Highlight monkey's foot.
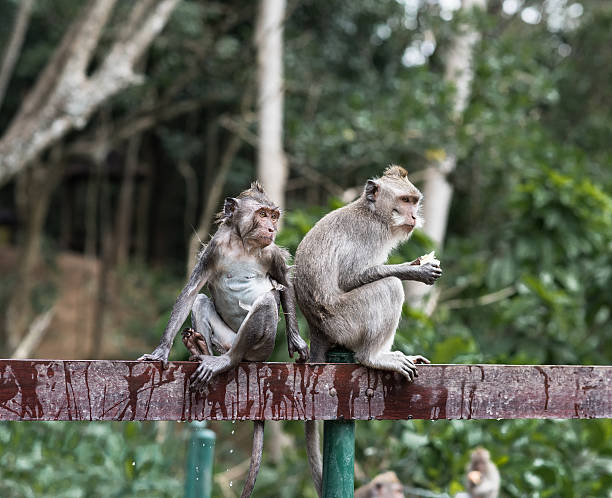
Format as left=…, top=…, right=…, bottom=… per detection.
left=137, top=346, right=170, bottom=369
left=190, top=355, right=232, bottom=391
left=359, top=351, right=426, bottom=382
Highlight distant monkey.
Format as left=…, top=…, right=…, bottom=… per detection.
left=181, top=327, right=210, bottom=359
left=465, top=448, right=500, bottom=498
left=354, top=471, right=405, bottom=498
left=293, top=165, right=442, bottom=496
left=139, top=181, right=309, bottom=498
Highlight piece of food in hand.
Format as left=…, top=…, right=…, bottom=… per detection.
left=412, top=251, right=440, bottom=266
left=467, top=470, right=482, bottom=485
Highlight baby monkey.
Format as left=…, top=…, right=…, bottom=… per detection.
left=139, top=181, right=308, bottom=497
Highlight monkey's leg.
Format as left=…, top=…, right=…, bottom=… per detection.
left=190, top=292, right=279, bottom=390
left=325, top=277, right=427, bottom=381
left=192, top=294, right=236, bottom=355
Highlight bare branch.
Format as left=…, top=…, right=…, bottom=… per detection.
left=0, top=0, right=181, bottom=186
left=0, top=0, right=34, bottom=111
left=444, top=286, right=517, bottom=310
left=11, top=307, right=56, bottom=359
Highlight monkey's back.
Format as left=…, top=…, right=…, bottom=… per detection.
left=294, top=200, right=392, bottom=311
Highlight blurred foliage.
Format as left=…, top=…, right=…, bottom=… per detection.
left=0, top=0, right=611, bottom=496
left=0, top=422, right=185, bottom=498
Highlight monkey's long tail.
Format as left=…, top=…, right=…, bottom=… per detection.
left=240, top=420, right=265, bottom=498
left=305, top=420, right=323, bottom=498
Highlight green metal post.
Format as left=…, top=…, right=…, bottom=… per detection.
left=322, top=347, right=355, bottom=498
left=185, top=421, right=216, bottom=498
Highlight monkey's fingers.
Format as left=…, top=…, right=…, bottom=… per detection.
left=190, top=365, right=213, bottom=391
left=407, top=355, right=430, bottom=365
left=399, top=364, right=415, bottom=382
left=393, top=355, right=418, bottom=381
left=138, top=353, right=169, bottom=370
left=289, top=340, right=310, bottom=363
left=420, top=263, right=443, bottom=285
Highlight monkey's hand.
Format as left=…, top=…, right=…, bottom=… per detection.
left=411, top=262, right=442, bottom=285
left=288, top=334, right=309, bottom=363
left=138, top=345, right=171, bottom=369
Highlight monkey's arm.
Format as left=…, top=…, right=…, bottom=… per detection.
left=270, top=250, right=309, bottom=362
left=280, top=281, right=309, bottom=362
left=139, top=243, right=215, bottom=368
left=348, top=262, right=442, bottom=290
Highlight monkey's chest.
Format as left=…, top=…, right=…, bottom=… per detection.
left=209, top=263, right=274, bottom=331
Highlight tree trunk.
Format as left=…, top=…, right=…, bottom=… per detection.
left=84, top=161, right=102, bottom=258
left=405, top=0, right=486, bottom=311
left=0, top=0, right=34, bottom=111
left=0, top=0, right=180, bottom=186
left=187, top=133, right=242, bottom=274
left=255, top=0, right=287, bottom=209
left=135, top=159, right=152, bottom=263
left=114, top=135, right=142, bottom=267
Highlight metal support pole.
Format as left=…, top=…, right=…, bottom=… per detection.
left=322, top=347, right=355, bottom=498
left=185, top=421, right=216, bottom=498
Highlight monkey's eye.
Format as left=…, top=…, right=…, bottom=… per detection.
left=271, top=212, right=279, bottom=221
left=258, top=210, right=267, bottom=218
left=400, top=196, right=418, bottom=204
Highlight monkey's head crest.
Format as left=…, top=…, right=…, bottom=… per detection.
left=383, top=165, right=409, bottom=179
left=215, top=180, right=279, bottom=225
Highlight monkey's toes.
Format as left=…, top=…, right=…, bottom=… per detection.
left=190, top=369, right=212, bottom=391
left=399, top=365, right=415, bottom=382
left=407, top=355, right=430, bottom=365
left=138, top=353, right=169, bottom=369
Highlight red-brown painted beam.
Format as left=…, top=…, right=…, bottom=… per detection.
left=0, top=360, right=610, bottom=421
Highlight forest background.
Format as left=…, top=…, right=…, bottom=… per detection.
left=0, top=0, right=611, bottom=496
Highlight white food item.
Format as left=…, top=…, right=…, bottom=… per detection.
left=419, top=251, right=440, bottom=266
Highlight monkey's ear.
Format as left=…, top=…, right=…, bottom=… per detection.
left=365, top=180, right=379, bottom=202
left=223, top=197, right=239, bottom=218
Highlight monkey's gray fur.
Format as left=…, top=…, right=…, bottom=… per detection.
left=293, top=166, right=442, bottom=496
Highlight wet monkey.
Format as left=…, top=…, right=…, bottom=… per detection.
left=294, top=165, right=442, bottom=496
left=139, top=182, right=309, bottom=497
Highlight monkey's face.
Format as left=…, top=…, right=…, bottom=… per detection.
left=239, top=200, right=280, bottom=248
left=365, top=167, right=423, bottom=237
left=389, top=186, right=422, bottom=235
left=470, top=448, right=491, bottom=471
left=182, top=328, right=193, bottom=339
left=367, top=179, right=422, bottom=236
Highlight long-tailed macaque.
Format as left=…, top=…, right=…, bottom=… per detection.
left=293, top=165, right=442, bottom=496
left=139, top=181, right=309, bottom=498
left=354, top=471, right=405, bottom=498
left=465, top=448, right=500, bottom=498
